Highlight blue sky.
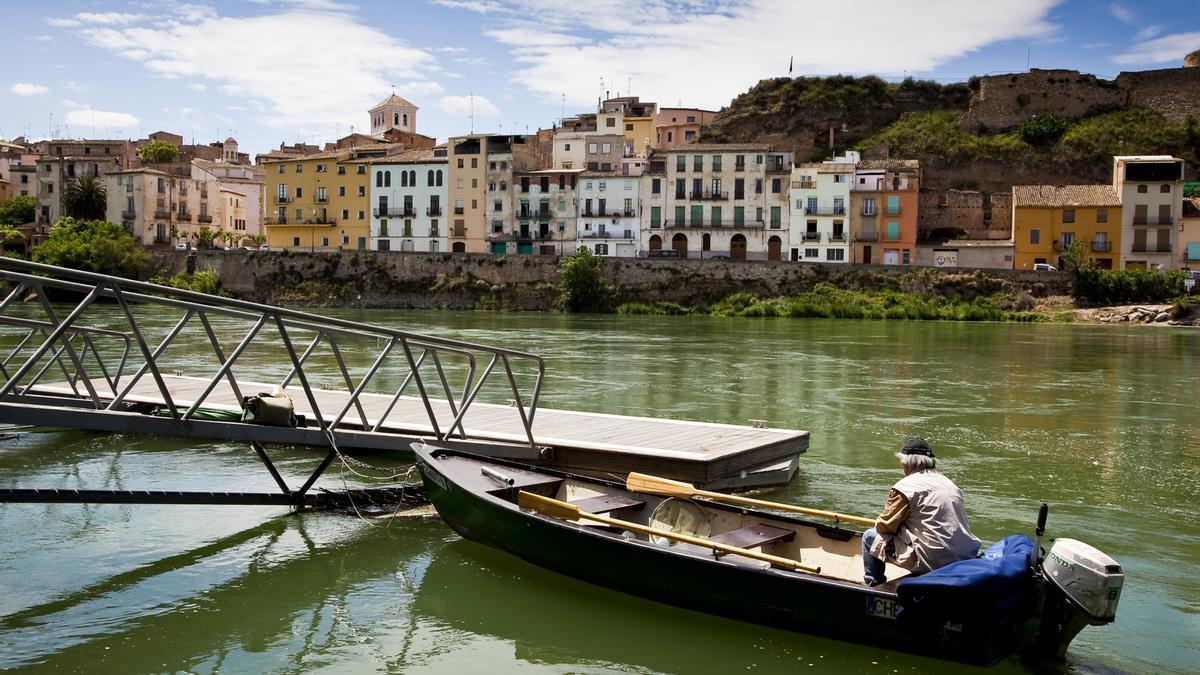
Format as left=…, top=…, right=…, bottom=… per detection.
left=2, top=0, right=1198, bottom=157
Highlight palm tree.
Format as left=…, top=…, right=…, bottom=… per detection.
left=63, top=175, right=107, bottom=221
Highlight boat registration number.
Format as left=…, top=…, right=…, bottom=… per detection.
left=866, top=596, right=898, bottom=620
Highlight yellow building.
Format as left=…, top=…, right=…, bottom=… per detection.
left=262, top=148, right=387, bottom=251
left=1012, top=185, right=1122, bottom=270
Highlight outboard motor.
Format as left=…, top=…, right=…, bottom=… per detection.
left=1034, top=538, right=1124, bottom=658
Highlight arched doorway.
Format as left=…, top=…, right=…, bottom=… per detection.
left=767, top=235, right=782, bottom=261
left=648, top=234, right=662, bottom=251
left=701, top=233, right=711, bottom=252
left=671, top=233, right=688, bottom=259
left=452, top=242, right=466, bottom=253
left=730, top=234, right=747, bottom=260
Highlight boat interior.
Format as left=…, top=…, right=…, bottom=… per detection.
left=430, top=452, right=911, bottom=590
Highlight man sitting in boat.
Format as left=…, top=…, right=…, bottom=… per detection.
left=861, top=437, right=981, bottom=586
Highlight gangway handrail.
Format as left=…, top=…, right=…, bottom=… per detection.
left=0, top=258, right=546, bottom=449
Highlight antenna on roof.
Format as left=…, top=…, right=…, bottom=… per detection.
left=469, top=91, right=475, bottom=134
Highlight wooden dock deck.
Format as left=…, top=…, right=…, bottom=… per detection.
left=24, top=376, right=808, bottom=489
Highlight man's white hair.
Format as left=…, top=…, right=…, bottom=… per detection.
left=898, top=452, right=937, bottom=473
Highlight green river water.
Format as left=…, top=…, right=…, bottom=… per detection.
left=0, top=309, right=1197, bottom=674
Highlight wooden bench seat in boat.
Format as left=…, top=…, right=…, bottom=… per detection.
left=570, top=494, right=644, bottom=515
left=710, top=523, right=795, bottom=550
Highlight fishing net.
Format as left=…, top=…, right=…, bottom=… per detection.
left=648, top=497, right=710, bottom=545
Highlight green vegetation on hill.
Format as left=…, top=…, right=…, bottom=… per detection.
left=32, top=217, right=146, bottom=278
left=858, top=107, right=1199, bottom=167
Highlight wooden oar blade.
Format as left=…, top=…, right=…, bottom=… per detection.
left=626, top=472, right=697, bottom=497
left=518, top=490, right=582, bottom=521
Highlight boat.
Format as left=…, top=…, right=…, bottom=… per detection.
left=413, top=443, right=1123, bottom=666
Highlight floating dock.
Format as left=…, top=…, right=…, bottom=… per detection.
left=0, top=259, right=807, bottom=501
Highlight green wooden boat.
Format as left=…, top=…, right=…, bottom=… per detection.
left=414, top=443, right=1123, bottom=666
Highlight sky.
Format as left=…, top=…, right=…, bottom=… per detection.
left=2, top=0, right=1198, bottom=157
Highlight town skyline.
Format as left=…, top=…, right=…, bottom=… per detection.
left=3, top=0, right=1199, bottom=156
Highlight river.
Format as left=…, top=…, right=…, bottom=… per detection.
left=0, top=309, right=1196, bottom=673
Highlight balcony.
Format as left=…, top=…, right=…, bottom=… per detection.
left=765, top=162, right=790, bottom=173
left=197, top=214, right=213, bottom=223
left=734, top=163, right=746, bottom=172
left=454, top=207, right=465, bottom=215
left=265, top=217, right=287, bottom=225
left=199, top=190, right=208, bottom=199
left=426, top=206, right=442, bottom=216
left=177, top=212, right=192, bottom=222
left=1132, top=217, right=1173, bottom=226
left=580, top=229, right=635, bottom=239
left=1131, top=242, right=1172, bottom=253
left=451, top=226, right=466, bottom=237
left=121, top=210, right=136, bottom=221
left=884, top=207, right=902, bottom=216
left=274, top=194, right=291, bottom=203
left=1092, top=240, right=1112, bottom=252
left=154, top=209, right=171, bottom=220
left=154, top=235, right=171, bottom=245
left=622, top=210, right=636, bottom=218
left=829, top=232, right=847, bottom=242
left=803, top=232, right=820, bottom=242
left=854, top=232, right=879, bottom=242
left=689, top=190, right=727, bottom=201
left=302, top=217, right=337, bottom=225
left=793, top=181, right=815, bottom=190
left=805, top=205, right=847, bottom=216
left=316, top=196, right=328, bottom=203
left=374, top=206, right=416, bottom=217
left=861, top=207, right=877, bottom=216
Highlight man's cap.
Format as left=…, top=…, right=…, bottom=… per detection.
left=901, top=437, right=935, bottom=457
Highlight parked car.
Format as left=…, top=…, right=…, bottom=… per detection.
left=709, top=254, right=731, bottom=260
left=647, top=249, right=679, bottom=259
left=174, top=243, right=187, bottom=251
left=258, top=244, right=270, bottom=251
left=1033, top=263, right=1057, bottom=272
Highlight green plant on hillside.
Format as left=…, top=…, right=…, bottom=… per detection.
left=1059, top=107, right=1185, bottom=161
left=855, top=110, right=1033, bottom=162
left=139, top=140, right=180, bottom=164
left=151, top=269, right=225, bottom=296
left=63, top=175, right=107, bottom=221
left=1072, top=268, right=1185, bottom=305
left=1018, top=112, right=1069, bottom=146
left=558, top=247, right=607, bottom=312
left=0, top=195, right=36, bottom=227
left=32, top=217, right=146, bottom=278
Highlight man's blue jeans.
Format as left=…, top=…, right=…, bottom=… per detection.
left=862, top=527, right=888, bottom=586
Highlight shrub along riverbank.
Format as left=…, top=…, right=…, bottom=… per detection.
left=618, top=284, right=1042, bottom=322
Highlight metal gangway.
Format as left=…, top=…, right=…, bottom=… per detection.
left=0, top=258, right=546, bottom=508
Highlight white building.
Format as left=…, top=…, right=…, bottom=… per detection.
left=577, top=173, right=640, bottom=257
left=369, top=151, right=448, bottom=252
left=1113, top=155, right=1185, bottom=270
left=789, top=155, right=855, bottom=263
left=191, top=158, right=264, bottom=245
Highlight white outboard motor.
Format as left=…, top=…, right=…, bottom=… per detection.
left=1035, top=536, right=1124, bottom=658
left=1043, top=539, right=1124, bottom=622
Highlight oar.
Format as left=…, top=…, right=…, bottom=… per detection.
left=626, top=473, right=875, bottom=527
left=517, top=491, right=821, bottom=574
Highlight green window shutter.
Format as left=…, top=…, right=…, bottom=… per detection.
left=886, top=195, right=900, bottom=215
left=770, top=206, right=781, bottom=226
left=713, top=155, right=722, bottom=171
left=887, top=221, right=899, bottom=240
left=734, top=206, right=745, bottom=226
left=691, top=204, right=703, bottom=226
left=650, top=206, right=661, bottom=227
left=1187, top=242, right=1200, bottom=261
left=675, top=206, right=685, bottom=225
left=756, top=207, right=763, bottom=222
left=491, top=243, right=507, bottom=254
left=711, top=206, right=722, bottom=225
left=694, top=155, right=703, bottom=171
left=676, top=155, right=685, bottom=171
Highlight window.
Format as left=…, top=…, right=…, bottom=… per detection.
left=734, top=206, right=745, bottom=226
left=650, top=206, right=661, bottom=227
left=902, top=249, right=911, bottom=265
left=675, top=205, right=685, bottom=224
left=358, top=186, right=365, bottom=196
left=385, top=171, right=392, bottom=187
left=1137, top=184, right=1147, bottom=193
left=436, top=170, right=443, bottom=186
left=296, top=164, right=302, bottom=173
left=357, top=165, right=366, bottom=174
left=339, top=186, right=345, bottom=197
left=826, top=249, right=845, bottom=261
left=471, top=158, right=477, bottom=168
left=887, top=221, right=900, bottom=240
left=606, top=117, right=616, bottom=128
left=293, top=237, right=301, bottom=246
left=625, top=123, right=633, bottom=131
left=693, top=155, right=703, bottom=171
left=564, top=144, right=571, bottom=151
left=1161, top=184, right=1171, bottom=193
left=833, top=174, right=845, bottom=183
left=316, top=164, right=326, bottom=173
left=676, top=155, right=686, bottom=171
left=358, top=211, right=365, bottom=220
left=338, top=166, right=346, bottom=175
left=596, top=243, right=608, bottom=255
left=401, top=171, right=408, bottom=187
left=376, top=172, right=383, bottom=187
left=321, top=237, right=329, bottom=247
left=589, top=143, right=598, bottom=154
left=886, top=195, right=900, bottom=215
left=1062, top=209, right=1075, bottom=224
left=295, top=187, right=303, bottom=198
left=770, top=206, right=781, bottom=227
left=712, top=155, right=722, bottom=171
left=863, top=198, right=876, bottom=215
left=755, top=179, right=763, bottom=194
left=691, top=204, right=703, bottom=226
left=1097, top=208, right=1107, bottom=224
left=601, top=143, right=611, bottom=154
left=805, top=248, right=819, bottom=258
left=684, top=130, right=696, bottom=141
left=1061, top=232, right=1075, bottom=248
left=278, top=165, right=285, bottom=174
left=1030, top=228, right=1040, bottom=244
left=687, top=115, right=696, bottom=123
left=342, top=209, right=349, bottom=219
left=317, top=186, right=327, bottom=202
left=457, top=158, right=464, bottom=168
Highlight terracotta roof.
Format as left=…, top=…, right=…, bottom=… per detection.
left=370, top=93, right=417, bottom=110
left=1183, top=197, right=1200, bottom=218
left=1012, top=184, right=1121, bottom=207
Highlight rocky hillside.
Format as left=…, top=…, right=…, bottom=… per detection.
left=700, top=70, right=1199, bottom=193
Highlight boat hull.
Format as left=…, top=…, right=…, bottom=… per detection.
left=416, top=446, right=1032, bottom=666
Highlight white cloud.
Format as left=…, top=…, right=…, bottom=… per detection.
left=1109, top=3, right=1135, bottom=23
left=452, top=0, right=1062, bottom=110
left=64, top=108, right=140, bottom=130
left=1113, top=32, right=1200, bottom=64
left=439, top=94, right=499, bottom=116
left=11, top=82, right=49, bottom=96
left=435, top=46, right=468, bottom=53
left=431, top=0, right=507, bottom=12
left=189, top=83, right=208, bottom=93
left=32, top=34, right=54, bottom=43
left=59, top=4, right=440, bottom=134
left=1134, top=24, right=1163, bottom=40
left=48, top=12, right=144, bottom=27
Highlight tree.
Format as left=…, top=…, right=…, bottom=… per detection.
left=0, top=195, right=37, bottom=227
left=32, top=217, right=146, bottom=278
left=249, top=233, right=267, bottom=248
left=196, top=226, right=215, bottom=248
left=1018, top=112, right=1069, bottom=146
left=139, top=140, right=180, bottom=164
left=1058, top=239, right=1090, bottom=274
left=559, top=247, right=608, bottom=312
left=63, top=175, right=107, bottom=221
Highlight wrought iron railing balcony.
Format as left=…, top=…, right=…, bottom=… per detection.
left=154, top=209, right=171, bottom=219
left=177, top=212, right=192, bottom=222
left=1132, top=217, right=1173, bottom=226
left=197, top=214, right=213, bottom=224
left=1092, top=241, right=1112, bottom=252
left=265, top=217, right=287, bottom=225
left=803, top=232, right=821, bottom=242
left=1131, top=242, right=1171, bottom=253
left=689, top=190, right=728, bottom=201
left=427, top=206, right=442, bottom=216
left=805, top=205, right=847, bottom=216
left=121, top=211, right=136, bottom=221
left=829, top=232, right=847, bottom=242
left=275, top=194, right=291, bottom=203
left=374, top=207, right=415, bottom=217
